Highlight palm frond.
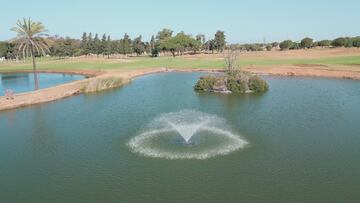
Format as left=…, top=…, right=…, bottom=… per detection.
left=10, top=18, right=51, bottom=58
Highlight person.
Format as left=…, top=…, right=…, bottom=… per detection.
left=5, top=89, right=15, bottom=100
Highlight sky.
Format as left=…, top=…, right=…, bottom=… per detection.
left=1, top=0, right=359, bottom=43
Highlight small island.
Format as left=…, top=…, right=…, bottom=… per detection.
left=194, top=51, right=269, bottom=94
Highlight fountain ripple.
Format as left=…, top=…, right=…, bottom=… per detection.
left=128, top=110, right=248, bottom=160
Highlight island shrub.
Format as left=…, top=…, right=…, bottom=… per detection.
left=194, top=75, right=216, bottom=91
left=249, top=75, right=269, bottom=92
left=227, top=75, right=247, bottom=93
left=194, top=72, right=268, bottom=94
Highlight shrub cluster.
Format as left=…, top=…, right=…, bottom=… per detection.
left=194, top=76, right=216, bottom=91
left=194, top=72, right=268, bottom=94
left=248, top=75, right=269, bottom=92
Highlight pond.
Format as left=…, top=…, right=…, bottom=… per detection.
left=0, top=72, right=360, bottom=202
left=0, top=73, right=85, bottom=95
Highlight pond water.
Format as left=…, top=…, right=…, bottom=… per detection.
left=0, top=72, right=360, bottom=202
left=0, top=73, right=85, bottom=95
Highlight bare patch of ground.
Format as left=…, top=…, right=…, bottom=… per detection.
left=183, top=47, right=360, bottom=60
left=246, top=65, right=360, bottom=80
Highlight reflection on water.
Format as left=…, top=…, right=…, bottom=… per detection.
left=0, top=73, right=84, bottom=95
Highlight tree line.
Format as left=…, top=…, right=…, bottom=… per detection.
left=1, top=30, right=360, bottom=59
left=229, top=36, right=360, bottom=52
left=0, top=29, right=226, bottom=59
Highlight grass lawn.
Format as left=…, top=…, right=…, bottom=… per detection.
left=1, top=54, right=360, bottom=72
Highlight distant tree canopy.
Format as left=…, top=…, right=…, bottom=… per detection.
left=332, top=37, right=347, bottom=47
left=316, top=40, right=332, bottom=47
left=279, top=40, right=294, bottom=50
left=2, top=27, right=359, bottom=59
left=52, top=37, right=80, bottom=57
left=300, top=37, right=314, bottom=49
left=158, top=32, right=201, bottom=56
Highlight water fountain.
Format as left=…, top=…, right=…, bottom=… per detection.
left=128, top=110, right=248, bottom=160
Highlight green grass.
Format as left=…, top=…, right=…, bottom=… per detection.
left=1, top=55, right=360, bottom=72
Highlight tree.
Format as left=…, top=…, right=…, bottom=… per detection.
left=119, top=33, right=132, bottom=55
left=214, top=30, right=226, bottom=52
left=224, top=50, right=239, bottom=73
left=272, top=42, right=279, bottom=48
left=353, top=37, right=360, bottom=48
left=93, top=33, right=101, bottom=55
left=189, top=38, right=202, bottom=54
left=158, top=32, right=200, bottom=56
left=0, top=42, right=8, bottom=57
left=81, top=32, right=88, bottom=55
left=104, top=35, right=112, bottom=58
left=266, top=44, right=272, bottom=51
left=332, top=37, right=347, bottom=47
left=156, top=28, right=173, bottom=41
left=344, top=37, right=353, bottom=48
left=290, top=42, right=300, bottom=50
left=132, top=35, right=145, bottom=56
left=204, top=40, right=216, bottom=53
left=86, top=32, right=93, bottom=54
left=150, top=35, right=159, bottom=57
left=300, top=37, right=313, bottom=49
left=196, top=34, right=205, bottom=45
left=279, top=40, right=293, bottom=50
left=317, top=40, right=332, bottom=47
left=11, top=18, right=50, bottom=90
left=100, top=33, right=107, bottom=56
left=53, top=37, right=78, bottom=57
left=159, top=37, right=181, bottom=57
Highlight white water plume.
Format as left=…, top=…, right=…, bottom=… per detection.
left=128, top=110, right=248, bottom=160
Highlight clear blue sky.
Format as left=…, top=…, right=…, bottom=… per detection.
left=1, top=0, right=359, bottom=43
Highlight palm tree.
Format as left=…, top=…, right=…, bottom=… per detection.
left=11, top=18, right=50, bottom=90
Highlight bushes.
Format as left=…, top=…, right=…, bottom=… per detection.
left=194, top=76, right=216, bottom=91
left=226, top=76, right=247, bottom=93
left=84, top=77, right=124, bottom=93
left=194, top=72, right=268, bottom=94
left=249, top=75, right=269, bottom=92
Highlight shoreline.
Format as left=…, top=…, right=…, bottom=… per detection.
left=1, top=66, right=360, bottom=111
